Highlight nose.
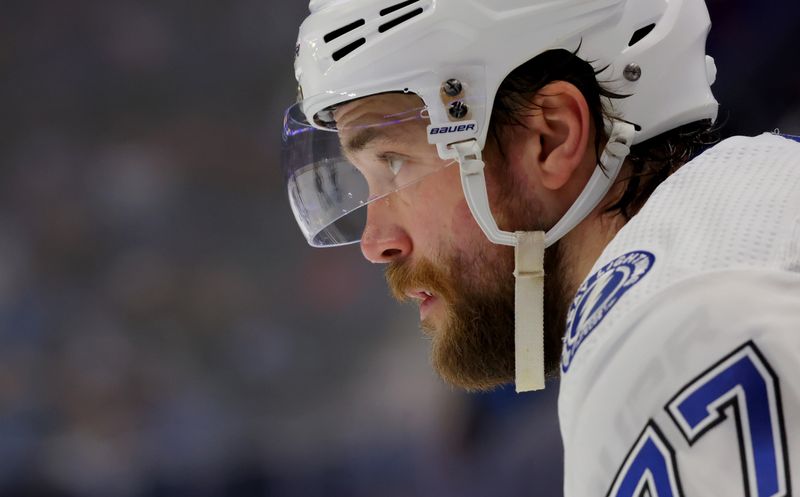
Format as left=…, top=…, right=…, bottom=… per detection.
left=359, top=199, right=412, bottom=263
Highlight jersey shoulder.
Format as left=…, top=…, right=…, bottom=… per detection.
left=561, top=133, right=800, bottom=376
left=560, top=269, right=800, bottom=497
left=559, top=133, right=800, bottom=496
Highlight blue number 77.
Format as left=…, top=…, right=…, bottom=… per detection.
left=666, top=341, right=791, bottom=497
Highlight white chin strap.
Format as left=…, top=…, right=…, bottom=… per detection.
left=450, top=121, right=636, bottom=392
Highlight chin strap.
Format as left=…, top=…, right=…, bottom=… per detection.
left=544, top=122, right=636, bottom=245
left=450, top=120, right=635, bottom=392
left=513, top=230, right=546, bottom=391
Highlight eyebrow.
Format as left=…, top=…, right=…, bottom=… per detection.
left=343, top=126, right=393, bottom=154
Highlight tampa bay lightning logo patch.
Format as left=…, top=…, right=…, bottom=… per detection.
left=561, top=251, right=655, bottom=373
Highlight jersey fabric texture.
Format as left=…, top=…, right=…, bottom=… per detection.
left=558, top=133, right=800, bottom=497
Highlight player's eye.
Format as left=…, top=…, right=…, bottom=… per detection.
left=377, top=153, right=407, bottom=177
left=387, top=156, right=405, bottom=176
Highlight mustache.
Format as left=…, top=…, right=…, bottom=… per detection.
left=384, top=257, right=454, bottom=303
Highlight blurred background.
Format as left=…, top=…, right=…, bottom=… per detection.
left=0, top=1, right=798, bottom=496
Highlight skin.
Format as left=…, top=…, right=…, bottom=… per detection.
left=333, top=83, right=629, bottom=390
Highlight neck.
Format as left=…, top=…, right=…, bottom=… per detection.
left=557, top=163, right=631, bottom=297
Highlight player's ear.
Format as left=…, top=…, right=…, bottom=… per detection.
left=523, top=81, right=592, bottom=191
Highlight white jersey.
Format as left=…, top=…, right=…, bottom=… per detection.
left=558, top=133, right=800, bottom=497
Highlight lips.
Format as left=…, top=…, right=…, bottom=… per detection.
left=406, top=289, right=437, bottom=320
left=406, top=289, right=433, bottom=300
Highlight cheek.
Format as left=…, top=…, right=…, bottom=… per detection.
left=402, top=166, right=483, bottom=250
left=429, top=165, right=514, bottom=247
left=450, top=196, right=480, bottom=243
left=436, top=167, right=484, bottom=244
left=394, top=178, right=449, bottom=247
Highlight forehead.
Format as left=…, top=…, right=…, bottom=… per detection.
left=334, top=93, right=430, bottom=153
left=334, top=93, right=426, bottom=130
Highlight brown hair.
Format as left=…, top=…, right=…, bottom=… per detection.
left=489, top=49, right=719, bottom=219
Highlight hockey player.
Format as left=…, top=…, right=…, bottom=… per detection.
left=281, top=0, right=800, bottom=495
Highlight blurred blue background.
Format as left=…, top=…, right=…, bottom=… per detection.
left=0, top=1, right=798, bottom=496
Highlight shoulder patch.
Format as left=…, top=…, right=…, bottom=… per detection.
left=561, top=251, right=655, bottom=373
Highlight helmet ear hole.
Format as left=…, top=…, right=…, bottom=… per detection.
left=628, top=23, right=656, bottom=47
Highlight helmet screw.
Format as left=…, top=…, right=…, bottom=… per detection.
left=448, top=101, right=468, bottom=119
left=442, top=78, right=463, bottom=97
left=623, top=63, right=642, bottom=82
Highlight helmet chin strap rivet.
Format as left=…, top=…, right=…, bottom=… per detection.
left=442, top=78, right=463, bottom=97
left=448, top=101, right=468, bottom=119
left=623, top=63, right=642, bottom=82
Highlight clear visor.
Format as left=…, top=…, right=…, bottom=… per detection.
left=282, top=93, right=457, bottom=247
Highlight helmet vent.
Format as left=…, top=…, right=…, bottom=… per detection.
left=324, top=19, right=366, bottom=43
left=628, top=23, right=656, bottom=47
left=378, top=7, right=423, bottom=33
left=380, top=0, right=419, bottom=16
left=332, top=38, right=366, bottom=61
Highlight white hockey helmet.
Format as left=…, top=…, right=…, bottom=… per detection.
left=283, top=0, right=718, bottom=390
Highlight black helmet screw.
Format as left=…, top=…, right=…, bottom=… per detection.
left=623, top=63, right=642, bottom=82
left=448, top=101, right=468, bottom=119
left=442, top=78, right=463, bottom=97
